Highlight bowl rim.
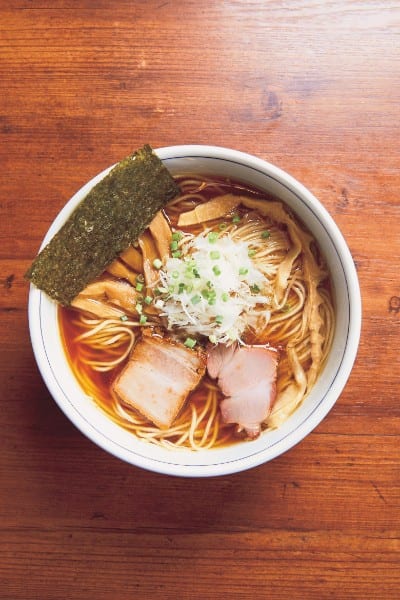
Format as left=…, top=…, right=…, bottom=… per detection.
left=28, top=144, right=362, bottom=477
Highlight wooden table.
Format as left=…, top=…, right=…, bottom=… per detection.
left=1, top=2, right=399, bottom=598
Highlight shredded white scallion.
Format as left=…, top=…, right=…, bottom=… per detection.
left=157, top=230, right=272, bottom=344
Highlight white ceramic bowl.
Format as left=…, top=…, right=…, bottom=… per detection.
left=28, top=145, right=361, bottom=477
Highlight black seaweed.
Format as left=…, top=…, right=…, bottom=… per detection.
left=25, top=145, right=180, bottom=305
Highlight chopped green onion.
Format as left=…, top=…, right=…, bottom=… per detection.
left=219, top=223, right=227, bottom=231
left=209, top=334, right=217, bottom=344
left=184, top=337, right=197, bottom=349
left=153, top=258, right=163, bottom=269
left=170, top=240, right=179, bottom=251
left=248, top=248, right=256, bottom=257
left=191, top=294, right=202, bottom=305
left=239, top=267, right=249, bottom=275
left=261, top=230, right=271, bottom=239
left=193, top=268, right=201, bottom=278
left=250, top=284, right=261, bottom=293
left=210, top=250, right=220, bottom=260
left=172, top=250, right=182, bottom=259
left=139, top=314, right=148, bottom=325
left=221, top=292, right=229, bottom=302
left=135, top=281, right=144, bottom=292
left=203, top=289, right=216, bottom=304
left=281, top=303, right=291, bottom=312
left=136, top=274, right=144, bottom=283
left=212, top=265, right=221, bottom=276
left=120, top=314, right=128, bottom=322
left=208, top=232, right=218, bottom=244
left=135, top=303, right=143, bottom=314
left=178, top=282, right=186, bottom=294
left=232, top=215, right=241, bottom=223
left=172, top=270, right=179, bottom=279
left=207, top=280, right=213, bottom=288
left=185, top=283, right=193, bottom=293
left=172, top=231, right=183, bottom=242
left=144, top=295, right=153, bottom=305
left=215, top=315, right=223, bottom=324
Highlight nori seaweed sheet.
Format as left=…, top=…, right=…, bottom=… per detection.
left=26, top=145, right=180, bottom=305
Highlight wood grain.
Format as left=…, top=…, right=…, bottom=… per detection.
left=1, top=1, right=399, bottom=598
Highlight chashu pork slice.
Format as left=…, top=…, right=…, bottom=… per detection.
left=207, top=343, right=278, bottom=438
left=113, top=335, right=206, bottom=429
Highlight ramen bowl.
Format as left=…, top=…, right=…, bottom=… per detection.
left=28, top=145, right=361, bottom=477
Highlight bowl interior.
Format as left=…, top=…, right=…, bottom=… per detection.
left=28, top=146, right=361, bottom=476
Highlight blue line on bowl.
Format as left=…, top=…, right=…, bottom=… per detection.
left=39, top=155, right=351, bottom=470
